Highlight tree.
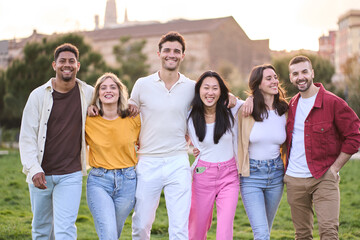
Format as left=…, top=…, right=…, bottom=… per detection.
left=0, top=34, right=109, bottom=128
left=113, top=36, right=149, bottom=91
left=342, top=54, right=360, bottom=117
left=272, top=54, right=335, bottom=99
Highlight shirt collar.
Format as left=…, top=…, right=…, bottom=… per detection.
left=152, top=71, right=186, bottom=84
left=313, top=82, right=325, bottom=108
left=44, top=78, right=82, bottom=92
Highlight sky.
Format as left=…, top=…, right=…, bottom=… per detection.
left=0, top=0, right=359, bottom=51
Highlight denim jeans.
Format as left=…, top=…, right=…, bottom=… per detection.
left=240, top=155, right=284, bottom=240
left=87, top=167, right=136, bottom=240
left=29, top=171, right=82, bottom=240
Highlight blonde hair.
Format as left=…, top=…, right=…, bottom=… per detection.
left=91, top=72, right=129, bottom=118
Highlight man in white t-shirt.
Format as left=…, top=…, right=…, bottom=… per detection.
left=284, top=55, right=360, bottom=239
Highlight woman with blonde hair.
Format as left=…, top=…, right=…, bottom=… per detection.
left=85, top=72, right=141, bottom=240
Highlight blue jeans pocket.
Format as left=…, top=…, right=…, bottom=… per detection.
left=89, top=167, right=106, bottom=177
left=275, top=159, right=284, bottom=171
left=124, top=168, right=136, bottom=180
left=249, top=161, right=259, bottom=173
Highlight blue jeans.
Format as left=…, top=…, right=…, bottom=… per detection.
left=29, top=171, right=82, bottom=240
left=87, top=167, right=136, bottom=240
left=240, top=155, right=284, bottom=240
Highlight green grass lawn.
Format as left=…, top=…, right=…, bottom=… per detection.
left=1, top=150, right=359, bottom=239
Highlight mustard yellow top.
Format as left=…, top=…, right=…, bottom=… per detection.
left=85, top=115, right=141, bottom=169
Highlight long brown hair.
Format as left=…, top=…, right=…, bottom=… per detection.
left=248, top=64, right=288, bottom=121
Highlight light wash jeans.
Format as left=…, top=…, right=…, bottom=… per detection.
left=28, top=171, right=82, bottom=240
left=87, top=167, right=136, bottom=240
left=240, top=155, right=284, bottom=240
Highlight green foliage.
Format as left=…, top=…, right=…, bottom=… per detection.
left=342, top=54, right=360, bottom=117
left=272, top=54, right=335, bottom=99
left=113, top=36, right=150, bottom=91
left=1, top=151, right=360, bottom=239
left=0, top=34, right=109, bottom=128
left=1, top=128, right=19, bottom=142
left=217, top=59, right=249, bottom=100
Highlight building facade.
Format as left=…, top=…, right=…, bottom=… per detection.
left=318, top=31, right=337, bottom=65
left=0, top=16, right=270, bottom=82
left=335, top=10, right=360, bottom=79
left=80, top=16, right=270, bottom=80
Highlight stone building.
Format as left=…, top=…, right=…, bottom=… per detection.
left=0, top=30, right=47, bottom=70
left=318, top=31, right=337, bottom=66
left=80, top=16, right=270, bottom=80
left=335, top=9, right=360, bottom=80
left=1, top=16, right=270, bottom=82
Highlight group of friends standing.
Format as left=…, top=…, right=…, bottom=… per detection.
left=19, top=31, right=360, bottom=240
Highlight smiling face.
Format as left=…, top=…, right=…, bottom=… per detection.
left=99, top=77, right=120, bottom=106
left=199, top=77, right=221, bottom=108
left=52, top=51, right=80, bottom=82
left=157, top=41, right=184, bottom=71
left=289, top=61, right=314, bottom=93
left=259, top=68, right=279, bottom=96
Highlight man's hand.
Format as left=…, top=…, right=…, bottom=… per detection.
left=32, top=172, right=47, bottom=189
left=241, top=96, right=254, bottom=117
left=227, top=93, right=237, bottom=108
left=193, top=148, right=200, bottom=158
left=329, top=165, right=339, bottom=179
left=128, top=104, right=139, bottom=117
left=87, top=105, right=99, bottom=117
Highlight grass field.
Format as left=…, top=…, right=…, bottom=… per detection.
left=0, top=149, right=359, bottom=239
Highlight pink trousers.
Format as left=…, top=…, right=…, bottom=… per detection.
left=189, top=157, right=240, bottom=240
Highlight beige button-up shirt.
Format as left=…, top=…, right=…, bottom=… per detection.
left=19, top=78, right=94, bottom=183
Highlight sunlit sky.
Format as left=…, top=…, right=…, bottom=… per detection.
left=0, top=0, right=359, bottom=51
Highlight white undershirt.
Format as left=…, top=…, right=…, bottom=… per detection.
left=286, top=94, right=317, bottom=178
left=248, top=110, right=286, bottom=160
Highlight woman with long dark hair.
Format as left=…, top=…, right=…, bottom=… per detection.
left=187, top=71, right=243, bottom=240
left=238, top=64, right=288, bottom=240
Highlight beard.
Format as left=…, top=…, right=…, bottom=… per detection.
left=60, top=69, right=76, bottom=82
left=296, top=78, right=312, bottom=92
left=61, top=75, right=73, bottom=82
left=162, top=58, right=180, bottom=71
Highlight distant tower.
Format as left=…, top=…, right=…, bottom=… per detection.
left=124, top=7, right=128, bottom=23
left=94, top=15, right=100, bottom=30
left=104, top=0, right=118, bottom=28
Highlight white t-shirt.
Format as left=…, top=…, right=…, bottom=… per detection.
left=188, top=99, right=244, bottom=164
left=248, top=110, right=286, bottom=160
left=286, top=94, right=317, bottom=178
left=129, top=72, right=195, bottom=157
